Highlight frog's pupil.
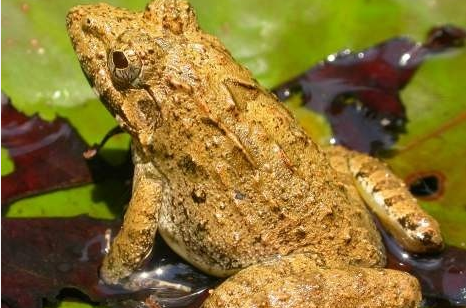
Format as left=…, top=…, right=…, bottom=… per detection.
left=113, top=51, right=129, bottom=69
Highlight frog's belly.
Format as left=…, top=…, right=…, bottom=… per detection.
left=158, top=203, right=241, bottom=277
left=157, top=189, right=386, bottom=278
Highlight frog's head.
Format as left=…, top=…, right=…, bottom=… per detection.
left=66, top=0, right=199, bottom=146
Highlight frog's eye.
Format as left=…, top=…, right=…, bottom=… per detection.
left=108, top=49, right=142, bottom=87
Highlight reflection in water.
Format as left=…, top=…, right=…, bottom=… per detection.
left=96, top=226, right=465, bottom=307
left=380, top=218, right=466, bottom=307
left=96, top=235, right=219, bottom=308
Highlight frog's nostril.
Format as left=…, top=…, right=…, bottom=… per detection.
left=80, top=16, right=96, bottom=32
left=112, top=51, right=129, bottom=69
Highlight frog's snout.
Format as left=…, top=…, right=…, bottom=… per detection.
left=66, top=5, right=90, bottom=33
left=67, top=5, right=104, bottom=39
left=66, top=5, right=92, bottom=52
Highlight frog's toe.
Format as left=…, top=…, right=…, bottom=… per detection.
left=347, top=149, right=444, bottom=253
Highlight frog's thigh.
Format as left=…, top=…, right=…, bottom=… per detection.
left=203, top=254, right=421, bottom=308
left=100, top=160, right=164, bottom=285
left=329, top=146, right=443, bottom=254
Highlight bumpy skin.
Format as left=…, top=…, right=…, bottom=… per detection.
left=66, top=0, right=439, bottom=306
left=327, top=146, right=443, bottom=254
left=203, top=254, right=421, bottom=308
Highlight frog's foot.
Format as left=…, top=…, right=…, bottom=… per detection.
left=327, top=146, right=443, bottom=254
left=203, top=254, right=421, bottom=308
left=101, top=152, right=166, bottom=285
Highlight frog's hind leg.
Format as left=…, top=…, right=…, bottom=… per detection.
left=100, top=151, right=165, bottom=285
left=203, top=254, right=421, bottom=308
left=327, top=146, right=443, bottom=254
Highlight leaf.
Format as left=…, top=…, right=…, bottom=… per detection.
left=1, top=93, right=132, bottom=209
left=387, top=61, right=466, bottom=248
left=1, top=216, right=118, bottom=308
left=1, top=217, right=217, bottom=308
left=1, top=93, right=92, bottom=206
left=273, top=26, right=465, bottom=154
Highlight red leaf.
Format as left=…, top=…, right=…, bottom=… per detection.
left=380, top=220, right=466, bottom=307
left=1, top=216, right=217, bottom=308
left=274, top=25, right=465, bottom=154
left=1, top=93, right=130, bottom=207
left=1, top=216, right=118, bottom=308
left=1, top=93, right=95, bottom=206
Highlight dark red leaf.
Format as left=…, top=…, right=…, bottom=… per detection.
left=273, top=25, right=466, bottom=154
left=424, top=25, right=466, bottom=52
left=376, top=218, right=466, bottom=307
left=1, top=216, right=217, bottom=308
left=1, top=93, right=93, bottom=206
left=1, top=216, right=118, bottom=308
left=1, top=93, right=130, bottom=207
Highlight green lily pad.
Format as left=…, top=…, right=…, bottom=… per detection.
left=2, top=0, right=466, bottom=307
left=387, top=54, right=466, bottom=247
left=1, top=147, right=14, bottom=176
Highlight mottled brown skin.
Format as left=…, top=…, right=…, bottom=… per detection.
left=204, top=254, right=421, bottom=308
left=66, top=1, right=437, bottom=306
left=347, top=148, right=443, bottom=253
left=327, top=146, right=443, bottom=253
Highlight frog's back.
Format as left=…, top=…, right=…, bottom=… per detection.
left=154, top=31, right=385, bottom=276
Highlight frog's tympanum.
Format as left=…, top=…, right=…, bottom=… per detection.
left=67, top=1, right=443, bottom=307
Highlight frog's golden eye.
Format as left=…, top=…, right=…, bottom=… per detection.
left=108, top=49, right=142, bottom=87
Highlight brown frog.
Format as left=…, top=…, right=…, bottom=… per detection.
left=66, top=1, right=443, bottom=307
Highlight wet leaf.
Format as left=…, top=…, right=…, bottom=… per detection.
left=1, top=93, right=93, bottom=206
left=273, top=25, right=465, bottom=154
left=1, top=93, right=131, bottom=209
left=1, top=216, right=118, bottom=308
left=376, top=217, right=466, bottom=306
left=1, top=217, right=216, bottom=308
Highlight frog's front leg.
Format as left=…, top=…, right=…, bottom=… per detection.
left=203, top=254, right=421, bottom=308
left=101, top=150, right=165, bottom=285
left=327, top=146, right=443, bottom=254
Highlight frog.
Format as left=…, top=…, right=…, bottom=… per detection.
left=66, top=1, right=443, bottom=307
